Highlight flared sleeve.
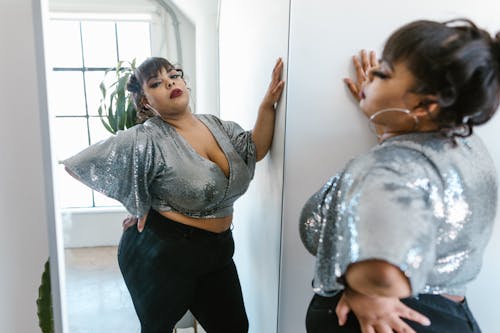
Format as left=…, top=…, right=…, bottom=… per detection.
left=218, top=118, right=257, bottom=179
left=302, top=146, right=443, bottom=296
left=62, top=126, right=158, bottom=218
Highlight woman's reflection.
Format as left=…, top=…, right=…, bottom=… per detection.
left=62, top=56, right=284, bottom=332
left=300, top=19, right=500, bottom=333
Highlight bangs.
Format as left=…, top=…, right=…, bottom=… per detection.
left=136, top=57, right=176, bottom=84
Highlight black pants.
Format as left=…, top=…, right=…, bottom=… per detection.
left=306, top=291, right=482, bottom=333
left=117, top=209, right=248, bottom=333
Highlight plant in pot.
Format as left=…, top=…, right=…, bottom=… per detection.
left=98, top=59, right=139, bottom=134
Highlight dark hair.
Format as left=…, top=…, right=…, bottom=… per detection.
left=382, top=19, right=500, bottom=136
left=126, top=57, right=177, bottom=123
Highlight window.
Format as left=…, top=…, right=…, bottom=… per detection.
left=46, top=16, right=152, bottom=208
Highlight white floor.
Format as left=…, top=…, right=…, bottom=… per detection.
left=64, top=246, right=205, bottom=333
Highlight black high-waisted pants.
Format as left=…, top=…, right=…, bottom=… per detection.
left=117, top=209, right=248, bottom=333
left=306, top=291, right=482, bottom=333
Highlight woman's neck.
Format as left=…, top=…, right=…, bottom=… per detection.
left=159, top=108, right=196, bottom=130
left=375, top=121, right=441, bottom=143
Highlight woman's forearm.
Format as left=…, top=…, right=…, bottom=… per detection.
left=345, top=259, right=412, bottom=298
left=251, top=58, right=284, bottom=161
left=252, top=103, right=276, bottom=161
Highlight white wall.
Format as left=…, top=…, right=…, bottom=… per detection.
left=218, top=0, right=289, bottom=332
left=61, top=208, right=127, bottom=248
left=157, top=3, right=197, bottom=108
left=281, top=1, right=500, bottom=332
left=170, top=0, right=219, bottom=115
left=0, top=0, right=61, bottom=331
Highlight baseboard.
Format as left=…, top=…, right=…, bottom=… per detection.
left=61, top=207, right=128, bottom=248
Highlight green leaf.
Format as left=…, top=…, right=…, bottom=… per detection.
left=99, top=81, right=107, bottom=98
left=116, top=60, right=124, bottom=73
left=100, top=117, right=115, bottom=134
left=97, top=104, right=105, bottom=117
left=107, top=100, right=117, bottom=131
left=36, top=259, right=54, bottom=333
left=116, top=76, right=129, bottom=130
left=126, top=98, right=137, bottom=129
left=116, top=95, right=126, bottom=130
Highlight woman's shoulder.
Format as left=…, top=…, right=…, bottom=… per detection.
left=379, top=132, right=490, bottom=163
left=134, top=116, right=174, bottom=138
left=357, top=132, right=492, bottom=181
left=141, top=115, right=165, bottom=130
left=346, top=134, right=442, bottom=179
left=372, top=132, right=455, bottom=162
left=352, top=136, right=429, bottom=163
left=98, top=117, right=167, bottom=151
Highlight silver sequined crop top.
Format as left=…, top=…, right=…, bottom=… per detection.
left=63, top=114, right=256, bottom=218
left=300, top=132, right=497, bottom=296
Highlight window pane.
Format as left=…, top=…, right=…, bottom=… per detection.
left=117, top=21, right=151, bottom=64
left=51, top=118, right=89, bottom=162
left=88, top=117, right=115, bottom=145
left=81, top=21, right=117, bottom=67
left=48, top=71, right=86, bottom=117
left=55, top=164, right=93, bottom=208
left=84, top=70, right=108, bottom=116
left=47, top=17, right=154, bottom=210
left=47, top=20, right=83, bottom=68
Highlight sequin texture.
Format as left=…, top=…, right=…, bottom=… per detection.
left=300, top=132, right=497, bottom=296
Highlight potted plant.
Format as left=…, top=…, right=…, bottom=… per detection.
left=98, top=59, right=138, bottom=134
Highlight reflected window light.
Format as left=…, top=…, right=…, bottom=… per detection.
left=47, top=16, right=152, bottom=209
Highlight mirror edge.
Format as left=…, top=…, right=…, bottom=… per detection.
left=32, top=0, right=68, bottom=331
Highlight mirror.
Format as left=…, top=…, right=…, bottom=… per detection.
left=42, top=0, right=223, bottom=331
left=38, top=0, right=499, bottom=332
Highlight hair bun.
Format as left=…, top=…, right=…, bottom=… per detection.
left=126, top=74, right=141, bottom=93
left=492, top=32, right=500, bottom=61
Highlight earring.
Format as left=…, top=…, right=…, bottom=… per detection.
left=368, top=108, right=419, bottom=139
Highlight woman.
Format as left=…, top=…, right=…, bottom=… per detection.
left=64, top=56, right=284, bottom=332
left=301, top=19, right=500, bottom=333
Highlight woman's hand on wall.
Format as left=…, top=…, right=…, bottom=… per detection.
left=261, top=57, right=285, bottom=109
left=252, top=57, right=285, bottom=161
left=344, top=50, right=378, bottom=102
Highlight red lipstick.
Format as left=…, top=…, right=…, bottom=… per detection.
left=170, top=88, right=183, bottom=98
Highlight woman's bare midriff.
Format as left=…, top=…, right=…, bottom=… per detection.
left=441, top=294, right=465, bottom=303
left=159, top=210, right=233, bottom=233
